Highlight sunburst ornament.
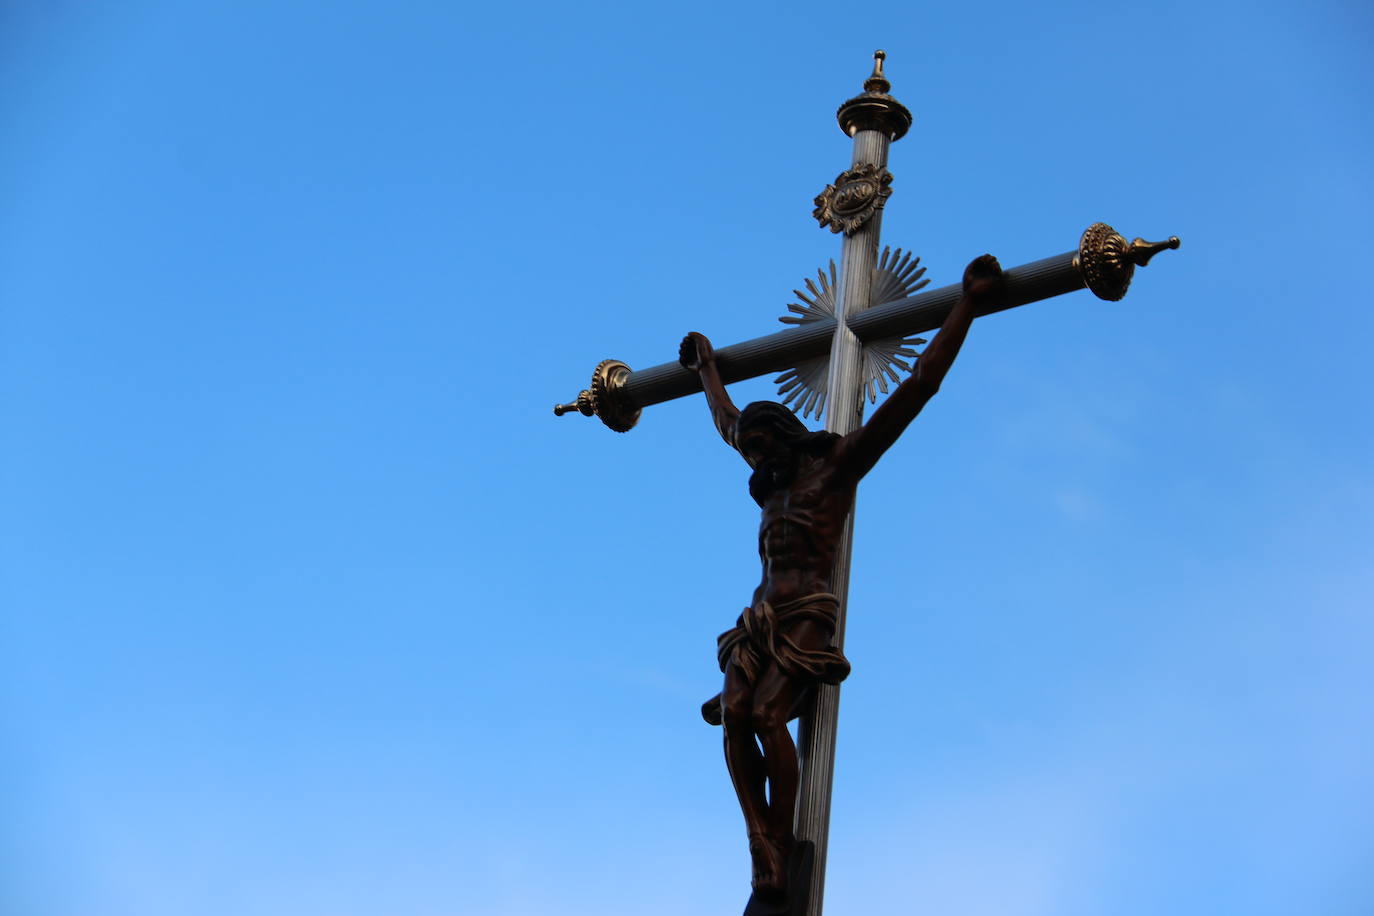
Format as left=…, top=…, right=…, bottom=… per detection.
left=774, top=247, right=931, bottom=420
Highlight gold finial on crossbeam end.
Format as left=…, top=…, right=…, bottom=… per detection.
left=1075, top=222, right=1181, bottom=301
left=553, top=390, right=594, bottom=418
left=1129, top=234, right=1182, bottom=267
left=864, top=50, right=891, bottom=93
left=552, top=358, right=641, bottom=432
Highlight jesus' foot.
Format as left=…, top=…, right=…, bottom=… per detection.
left=749, top=833, right=787, bottom=898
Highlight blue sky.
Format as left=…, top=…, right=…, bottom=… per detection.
left=2, top=2, right=1371, bottom=914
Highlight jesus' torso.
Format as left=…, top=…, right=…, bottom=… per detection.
left=754, top=451, right=855, bottom=606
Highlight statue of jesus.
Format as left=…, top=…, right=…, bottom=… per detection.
left=680, top=254, right=1006, bottom=903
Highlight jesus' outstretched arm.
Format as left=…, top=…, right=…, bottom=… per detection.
left=836, top=254, right=1007, bottom=482
left=679, top=331, right=741, bottom=449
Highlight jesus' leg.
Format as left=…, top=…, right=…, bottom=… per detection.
left=748, top=664, right=811, bottom=895
left=720, top=663, right=769, bottom=834
left=721, top=662, right=782, bottom=893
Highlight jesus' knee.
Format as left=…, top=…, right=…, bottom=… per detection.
left=721, top=693, right=753, bottom=731
left=750, top=703, right=789, bottom=738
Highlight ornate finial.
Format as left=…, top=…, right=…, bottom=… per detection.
left=553, top=390, right=594, bottom=418
left=836, top=51, right=912, bottom=141
left=1076, top=223, right=1181, bottom=301
left=552, top=359, right=640, bottom=432
left=864, top=50, right=890, bottom=93
left=1128, top=235, right=1181, bottom=267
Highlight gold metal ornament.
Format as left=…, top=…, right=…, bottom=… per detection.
left=553, top=359, right=640, bottom=432
left=813, top=164, right=893, bottom=235
left=553, top=390, right=594, bottom=418
left=835, top=49, right=913, bottom=140
left=1075, top=222, right=1181, bottom=301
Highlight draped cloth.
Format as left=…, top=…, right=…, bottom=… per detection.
left=701, top=592, right=852, bottom=726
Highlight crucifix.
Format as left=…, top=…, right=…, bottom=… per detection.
left=555, top=52, right=1178, bottom=916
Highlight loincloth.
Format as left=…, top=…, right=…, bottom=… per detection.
left=701, top=592, right=851, bottom=726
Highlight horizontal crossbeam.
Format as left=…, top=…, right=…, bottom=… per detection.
left=625, top=249, right=1082, bottom=408
left=554, top=224, right=1177, bottom=431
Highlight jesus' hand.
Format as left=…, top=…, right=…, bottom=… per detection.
left=962, top=254, right=1006, bottom=305
left=679, top=332, right=716, bottom=373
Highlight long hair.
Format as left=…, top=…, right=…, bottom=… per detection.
left=736, top=401, right=840, bottom=506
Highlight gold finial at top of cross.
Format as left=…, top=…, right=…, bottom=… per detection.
left=863, top=50, right=891, bottom=93
left=838, top=50, right=909, bottom=139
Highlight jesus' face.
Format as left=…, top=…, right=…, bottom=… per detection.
left=739, top=429, right=789, bottom=471
left=740, top=430, right=802, bottom=506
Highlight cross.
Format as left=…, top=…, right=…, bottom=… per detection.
left=555, top=51, right=1177, bottom=916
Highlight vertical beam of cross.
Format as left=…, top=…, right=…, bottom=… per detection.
left=794, top=53, right=909, bottom=916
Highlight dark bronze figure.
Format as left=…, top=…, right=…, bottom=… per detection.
left=681, top=254, right=1007, bottom=908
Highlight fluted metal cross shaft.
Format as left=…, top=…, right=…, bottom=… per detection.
left=792, top=121, right=892, bottom=916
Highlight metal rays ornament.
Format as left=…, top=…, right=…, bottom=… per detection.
left=774, top=247, right=931, bottom=419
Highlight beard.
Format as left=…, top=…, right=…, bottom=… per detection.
left=748, top=455, right=798, bottom=507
